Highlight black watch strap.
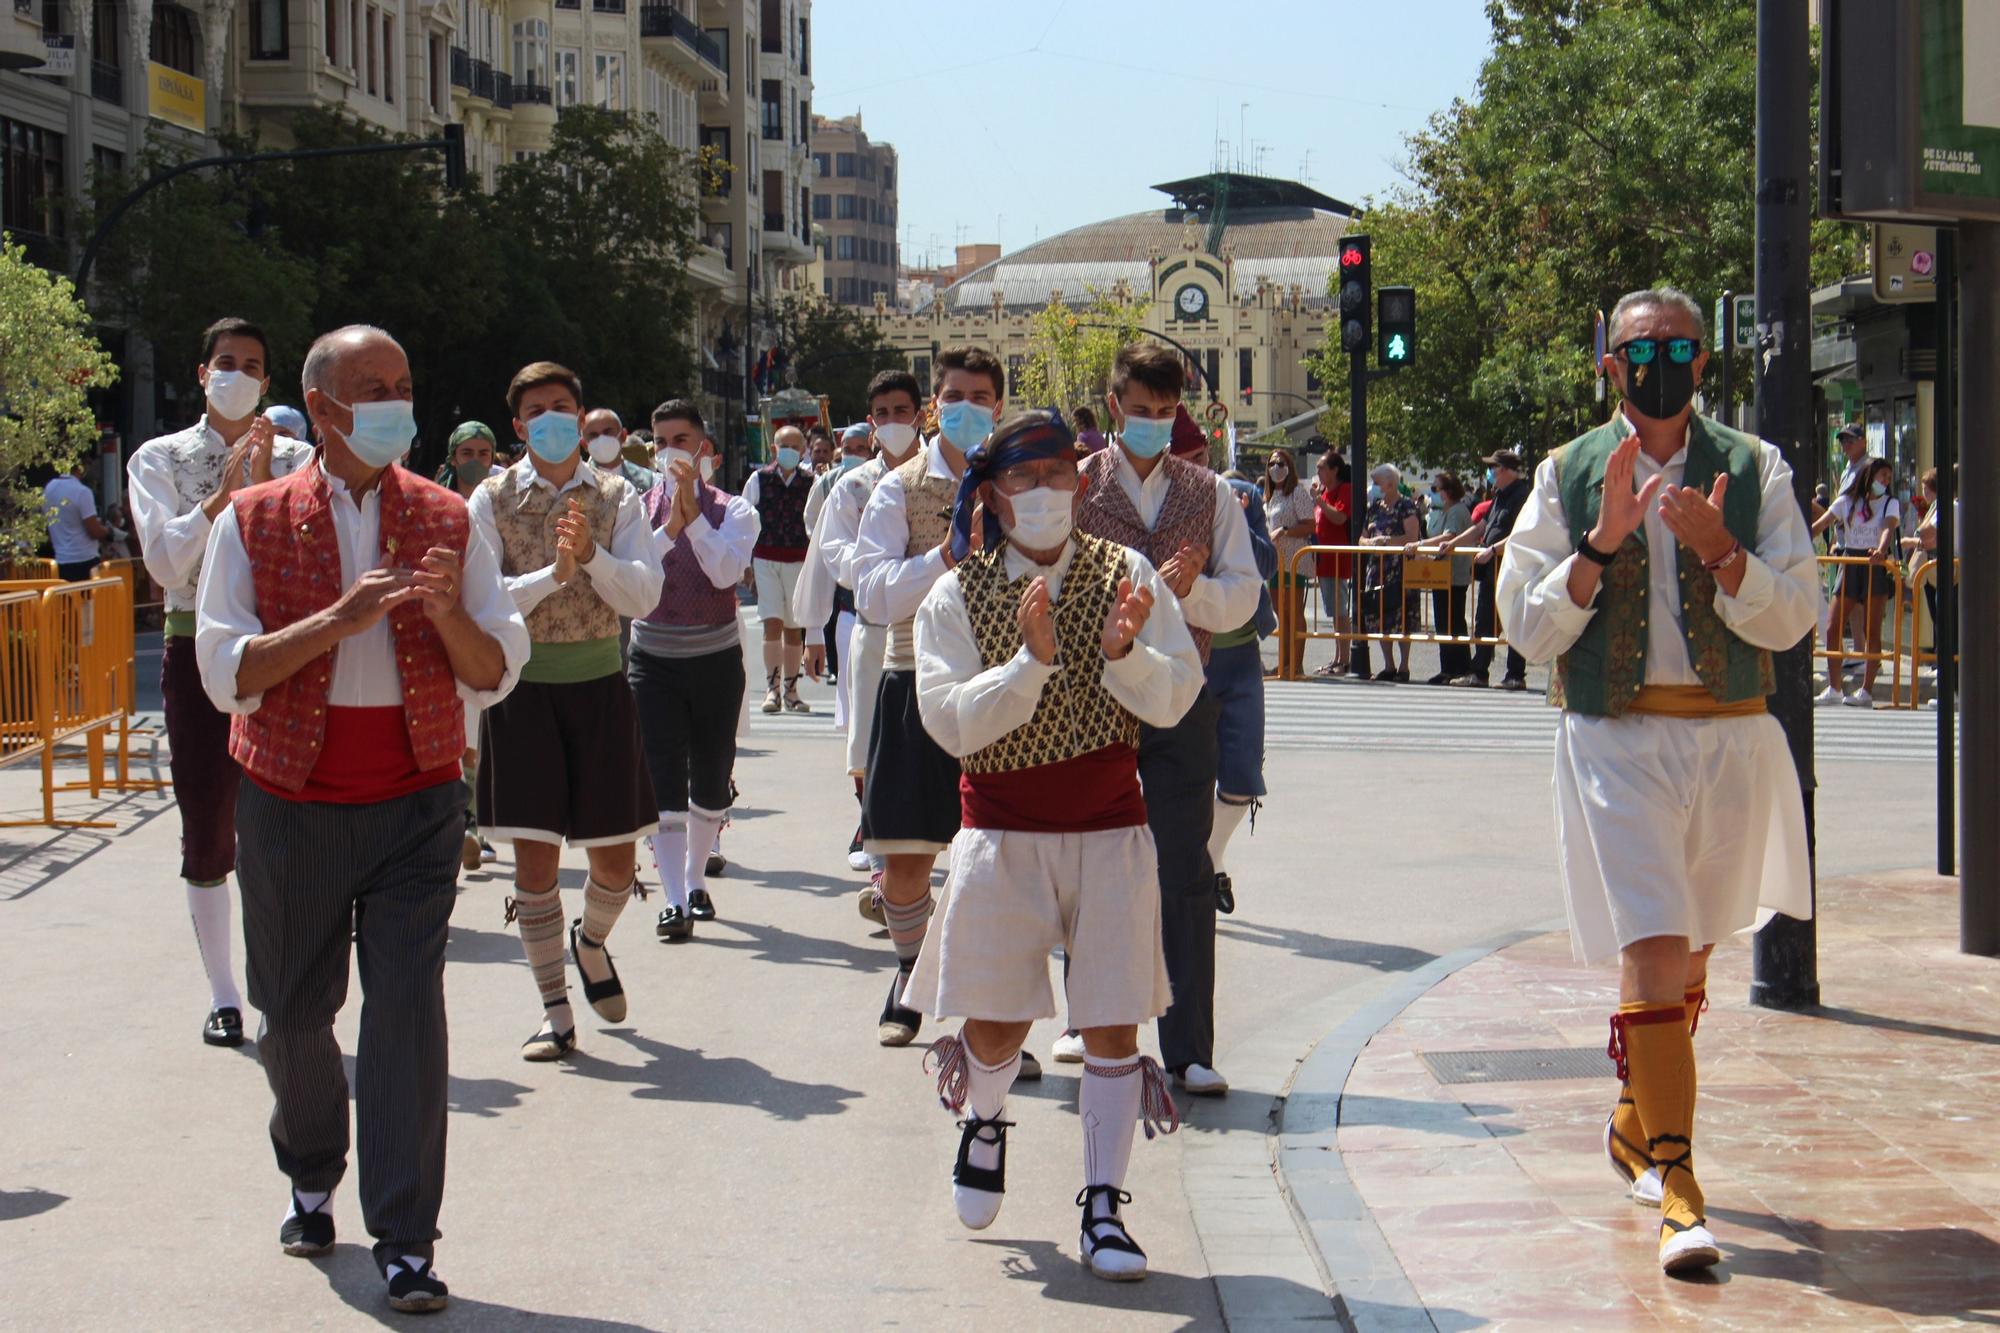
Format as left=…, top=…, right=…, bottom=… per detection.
left=1577, top=536, right=1618, bottom=567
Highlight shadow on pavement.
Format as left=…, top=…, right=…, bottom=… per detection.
left=690, top=917, right=887, bottom=971
left=0, top=1187, right=68, bottom=1222
left=1710, top=1205, right=2000, bottom=1324
left=974, top=1235, right=1319, bottom=1329
left=443, top=922, right=529, bottom=967
left=1216, top=921, right=1436, bottom=973
left=1808, top=1004, right=2000, bottom=1048
left=721, top=856, right=862, bottom=901
left=572, top=1029, right=863, bottom=1121
left=1336, top=1094, right=1523, bottom=1139
left=333, top=1054, right=534, bottom=1120
left=317, top=1243, right=652, bottom=1330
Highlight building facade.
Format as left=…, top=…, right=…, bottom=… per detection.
left=806, top=109, right=891, bottom=307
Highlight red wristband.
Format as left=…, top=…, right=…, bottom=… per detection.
left=1703, top=542, right=1744, bottom=572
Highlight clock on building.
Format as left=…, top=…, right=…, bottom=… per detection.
left=1174, top=283, right=1209, bottom=321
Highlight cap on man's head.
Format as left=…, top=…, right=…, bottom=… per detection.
left=1837, top=423, right=1865, bottom=443
left=450, top=420, right=497, bottom=449
left=841, top=422, right=873, bottom=447
left=262, top=405, right=309, bottom=439
left=1482, top=449, right=1523, bottom=470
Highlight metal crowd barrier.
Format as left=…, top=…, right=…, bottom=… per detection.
left=1906, top=557, right=1960, bottom=709
left=1274, top=544, right=1507, bottom=682
left=1815, top=553, right=1910, bottom=709
left=0, top=575, right=142, bottom=827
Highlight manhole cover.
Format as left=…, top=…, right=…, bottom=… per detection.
left=1419, top=1047, right=1608, bottom=1084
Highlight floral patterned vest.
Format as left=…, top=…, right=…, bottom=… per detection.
left=884, top=450, right=960, bottom=671
left=478, top=462, right=626, bottom=644
left=144, top=422, right=313, bottom=610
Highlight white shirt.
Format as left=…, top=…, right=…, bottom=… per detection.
left=852, top=437, right=963, bottom=627
left=194, top=468, right=530, bottom=714
left=1498, top=423, right=1822, bottom=687
left=1107, top=448, right=1263, bottom=634
left=794, top=456, right=890, bottom=630
left=739, top=463, right=810, bottom=513
left=465, top=458, right=666, bottom=621
left=914, top=540, right=1204, bottom=758
left=127, top=417, right=315, bottom=611
left=1827, top=493, right=1901, bottom=552
left=43, top=475, right=99, bottom=563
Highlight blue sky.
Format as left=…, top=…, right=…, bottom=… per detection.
left=808, top=0, right=1496, bottom=267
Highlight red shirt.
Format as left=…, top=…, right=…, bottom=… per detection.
left=1314, top=482, right=1354, bottom=579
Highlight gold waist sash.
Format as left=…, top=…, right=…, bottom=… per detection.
left=1626, top=684, right=1768, bottom=719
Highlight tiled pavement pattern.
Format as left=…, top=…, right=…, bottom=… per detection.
left=1329, top=872, right=1998, bottom=1330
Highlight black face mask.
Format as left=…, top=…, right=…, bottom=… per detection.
left=1622, top=356, right=1696, bottom=421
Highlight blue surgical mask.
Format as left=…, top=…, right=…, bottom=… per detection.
left=1869, top=481, right=1887, bottom=499
left=1484, top=467, right=1496, bottom=487
left=1368, top=484, right=1384, bottom=504
left=1120, top=414, right=1174, bottom=459
left=326, top=396, right=416, bottom=468
left=776, top=446, right=802, bottom=470
left=526, top=412, right=581, bottom=464
left=938, top=400, right=995, bottom=449
left=838, top=454, right=865, bottom=473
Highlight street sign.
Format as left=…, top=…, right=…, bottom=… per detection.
left=36, top=35, right=74, bottom=77
left=1734, top=294, right=1756, bottom=348
left=1872, top=222, right=1941, bottom=302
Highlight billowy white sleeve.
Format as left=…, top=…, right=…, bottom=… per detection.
left=1101, top=549, right=1204, bottom=728
left=852, top=471, right=948, bottom=625
left=1497, top=457, right=1600, bottom=665
left=822, top=469, right=872, bottom=587
left=793, top=494, right=842, bottom=631
left=914, top=569, right=1056, bottom=757
left=679, top=492, right=759, bottom=591
left=454, top=526, right=532, bottom=709
left=1713, top=443, right=1823, bottom=650
left=1178, top=476, right=1262, bottom=632
left=192, top=505, right=268, bottom=714
left=740, top=470, right=763, bottom=512
left=573, top=483, right=666, bottom=618
left=128, top=443, right=212, bottom=596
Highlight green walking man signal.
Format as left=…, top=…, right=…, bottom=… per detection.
left=1377, top=286, right=1416, bottom=367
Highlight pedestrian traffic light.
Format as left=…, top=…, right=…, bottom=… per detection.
left=1377, top=286, right=1416, bottom=367
left=1338, top=235, right=1371, bottom=355
left=442, top=124, right=467, bottom=193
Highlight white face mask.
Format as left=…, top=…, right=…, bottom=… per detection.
left=1003, top=487, right=1074, bottom=552
left=204, top=369, right=263, bottom=421
left=586, top=434, right=624, bottom=466
left=656, top=446, right=698, bottom=477
left=873, top=421, right=918, bottom=457
left=700, top=454, right=717, bottom=482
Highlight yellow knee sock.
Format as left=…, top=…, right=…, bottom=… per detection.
left=1614, top=1000, right=1705, bottom=1252
left=1606, top=987, right=1708, bottom=1188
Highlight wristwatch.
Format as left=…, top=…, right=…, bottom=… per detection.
left=1577, top=536, right=1618, bottom=566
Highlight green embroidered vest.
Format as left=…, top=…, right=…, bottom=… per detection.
left=1548, top=415, right=1774, bottom=718
left=956, top=533, right=1140, bottom=774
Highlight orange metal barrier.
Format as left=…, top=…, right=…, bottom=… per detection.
left=0, top=558, right=58, bottom=581
left=1815, top=553, right=1908, bottom=709
left=1275, top=544, right=1505, bottom=682
left=0, top=577, right=135, bottom=827
left=0, top=589, right=46, bottom=774
left=1905, top=557, right=1960, bottom=709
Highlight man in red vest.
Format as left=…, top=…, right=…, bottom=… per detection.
left=194, top=325, right=529, bottom=1314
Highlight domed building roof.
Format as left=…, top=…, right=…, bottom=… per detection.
left=923, top=174, right=1356, bottom=315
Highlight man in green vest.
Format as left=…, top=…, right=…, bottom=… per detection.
left=1497, top=287, right=1822, bottom=1275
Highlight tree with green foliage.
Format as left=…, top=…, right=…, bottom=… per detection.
left=757, top=293, right=906, bottom=424
left=1015, top=292, right=1149, bottom=417
left=1306, top=0, right=1866, bottom=474
left=0, top=240, right=118, bottom=553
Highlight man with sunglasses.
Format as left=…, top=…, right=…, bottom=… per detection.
left=1498, top=288, right=1821, bottom=1275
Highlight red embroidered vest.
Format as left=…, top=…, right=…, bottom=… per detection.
left=641, top=480, right=739, bottom=627
left=1076, top=449, right=1217, bottom=663
left=229, top=461, right=469, bottom=795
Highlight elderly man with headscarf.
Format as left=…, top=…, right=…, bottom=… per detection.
left=904, top=408, right=1202, bottom=1282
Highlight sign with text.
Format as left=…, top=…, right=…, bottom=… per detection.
left=147, top=62, right=204, bottom=131
left=37, top=35, right=74, bottom=77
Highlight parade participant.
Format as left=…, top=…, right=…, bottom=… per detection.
left=446, top=420, right=501, bottom=869
left=1498, top=288, right=1819, bottom=1274
left=629, top=400, right=758, bottom=940
left=128, top=316, right=314, bottom=1047
left=445, top=421, right=497, bottom=500
left=741, top=424, right=817, bottom=714
left=1205, top=469, right=1277, bottom=917
left=584, top=407, right=659, bottom=493
left=905, top=408, right=1202, bottom=1280
left=193, top=324, right=528, bottom=1312
left=1072, top=343, right=1261, bottom=1096
left=469, top=361, right=665, bottom=1061
left=802, top=423, right=874, bottom=708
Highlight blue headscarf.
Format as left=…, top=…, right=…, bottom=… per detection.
left=948, top=408, right=1076, bottom=561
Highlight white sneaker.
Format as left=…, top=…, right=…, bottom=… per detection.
left=847, top=848, right=871, bottom=872
left=1843, top=687, right=1875, bottom=708
left=1813, top=685, right=1844, bottom=707
left=1631, top=1167, right=1663, bottom=1207
left=1924, top=697, right=1940, bottom=711
left=1051, top=1030, right=1087, bottom=1064
left=1174, top=1063, right=1229, bottom=1096
left=1659, top=1221, right=1722, bottom=1273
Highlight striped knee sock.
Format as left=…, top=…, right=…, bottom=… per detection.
left=882, top=892, right=934, bottom=966
left=580, top=875, right=631, bottom=950
left=510, top=886, right=572, bottom=1034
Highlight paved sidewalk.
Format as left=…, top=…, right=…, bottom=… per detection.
left=1290, top=871, right=2000, bottom=1330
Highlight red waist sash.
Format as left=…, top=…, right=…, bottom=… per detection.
left=248, top=705, right=460, bottom=805
left=960, top=744, right=1147, bottom=833
left=752, top=543, right=808, bottom=562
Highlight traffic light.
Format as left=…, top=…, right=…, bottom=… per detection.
left=1338, top=235, right=1370, bottom=355
left=1377, top=285, right=1416, bottom=367
left=442, top=123, right=467, bottom=192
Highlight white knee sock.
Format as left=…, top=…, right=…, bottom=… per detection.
left=1080, top=1053, right=1145, bottom=1203
left=651, top=813, right=689, bottom=910
left=1208, top=797, right=1252, bottom=876
left=186, top=880, right=243, bottom=1012
left=964, top=1045, right=1021, bottom=1175
left=686, top=804, right=725, bottom=898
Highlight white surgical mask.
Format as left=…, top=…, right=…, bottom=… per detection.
left=657, top=446, right=697, bottom=476
left=874, top=421, right=918, bottom=456
left=204, top=369, right=263, bottom=421
left=1004, top=487, right=1074, bottom=551
left=700, top=455, right=716, bottom=482
left=587, top=434, right=624, bottom=466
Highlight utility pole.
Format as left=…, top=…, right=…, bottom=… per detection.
left=1749, top=0, right=1819, bottom=1009
left=1959, top=219, right=2000, bottom=954
left=1934, top=232, right=1957, bottom=878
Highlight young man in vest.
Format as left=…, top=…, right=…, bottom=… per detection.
left=193, top=325, right=529, bottom=1313
left=469, top=361, right=666, bottom=1062
left=795, top=370, right=926, bottom=880
left=741, top=423, right=817, bottom=715
left=1498, top=288, right=1820, bottom=1273
left=628, top=400, right=759, bottom=940
left=128, top=315, right=315, bottom=1048
left=1072, top=343, right=1261, bottom=1097
left=905, top=409, right=1203, bottom=1280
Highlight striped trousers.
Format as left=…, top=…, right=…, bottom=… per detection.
left=237, top=777, right=461, bottom=1264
